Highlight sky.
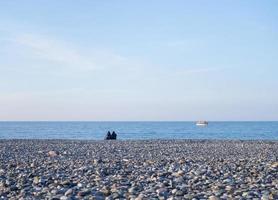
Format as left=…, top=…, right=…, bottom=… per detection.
left=0, top=0, right=278, bottom=121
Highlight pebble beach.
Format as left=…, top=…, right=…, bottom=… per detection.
left=0, top=139, right=277, bottom=200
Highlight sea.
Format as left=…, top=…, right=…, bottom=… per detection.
left=0, top=121, right=277, bottom=140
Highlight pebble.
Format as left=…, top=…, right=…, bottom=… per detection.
left=78, top=189, right=91, bottom=196
left=208, top=196, right=219, bottom=200
left=64, top=189, right=73, bottom=196
left=48, top=150, right=58, bottom=157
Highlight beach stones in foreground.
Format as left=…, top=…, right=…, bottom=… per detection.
left=0, top=139, right=277, bottom=199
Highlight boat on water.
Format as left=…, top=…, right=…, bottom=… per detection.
left=196, top=121, right=208, bottom=126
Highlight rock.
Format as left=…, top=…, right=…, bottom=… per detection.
left=93, top=191, right=105, bottom=200
left=261, top=194, right=269, bottom=200
left=64, top=189, right=73, bottom=196
left=157, top=188, right=169, bottom=198
left=174, top=177, right=184, bottom=183
left=48, top=151, right=58, bottom=157
left=61, top=180, right=71, bottom=186
left=270, top=162, right=278, bottom=168
left=172, top=170, right=184, bottom=177
left=78, top=189, right=91, bottom=197
left=101, top=187, right=110, bottom=196
left=129, top=187, right=139, bottom=195
left=208, top=196, right=219, bottom=200
left=51, top=196, right=62, bottom=200
left=171, top=189, right=177, bottom=194
left=184, top=194, right=193, bottom=199
left=225, top=185, right=233, bottom=191
left=60, top=196, right=68, bottom=200
left=10, top=185, right=18, bottom=191
left=175, top=190, right=184, bottom=196
left=33, top=176, right=40, bottom=185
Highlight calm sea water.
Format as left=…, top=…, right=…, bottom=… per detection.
left=0, top=121, right=277, bottom=140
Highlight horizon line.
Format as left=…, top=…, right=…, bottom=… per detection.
left=0, top=120, right=277, bottom=122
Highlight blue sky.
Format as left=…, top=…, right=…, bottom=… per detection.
left=0, top=1, right=277, bottom=121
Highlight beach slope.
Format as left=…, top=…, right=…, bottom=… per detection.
left=0, top=140, right=277, bottom=199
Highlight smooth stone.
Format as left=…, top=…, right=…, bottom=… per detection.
left=208, top=196, right=219, bottom=200
left=78, top=189, right=91, bottom=196
left=225, top=185, right=233, bottom=191
left=261, top=195, right=269, bottom=200
left=61, top=180, right=71, bottom=186
left=33, top=176, right=40, bottom=185
left=48, top=151, right=58, bottom=157
left=171, top=189, right=177, bottom=194
left=175, top=190, right=184, bottom=196
left=184, top=194, right=193, bottom=199
left=157, top=188, right=168, bottom=197
left=129, top=187, right=139, bottom=194
left=60, top=196, right=68, bottom=200
left=64, top=189, right=73, bottom=196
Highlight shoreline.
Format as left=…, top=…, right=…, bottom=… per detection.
left=0, top=140, right=277, bottom=199
left=1, top=138, right=278, bottom=142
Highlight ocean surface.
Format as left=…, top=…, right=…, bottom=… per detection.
left=0, top=121, right=277, bottom=140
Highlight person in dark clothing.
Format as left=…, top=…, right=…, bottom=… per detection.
left=105, top=131, right=112, bottom=140
left=111, top=131, right=117, bottom=140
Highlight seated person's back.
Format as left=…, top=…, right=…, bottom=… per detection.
left=105, top=131, right=112, bottom=140
left=111, top=131, right=117, bottom=140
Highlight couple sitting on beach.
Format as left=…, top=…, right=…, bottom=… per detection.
left=105, top=131, right=117, bottom=140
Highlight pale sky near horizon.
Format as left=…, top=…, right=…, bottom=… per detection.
left=0, top=1, right=278, bottom=121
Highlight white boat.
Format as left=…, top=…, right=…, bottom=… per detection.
left=196, top=121, right=208, bottom=126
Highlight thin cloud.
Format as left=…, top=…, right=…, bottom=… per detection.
left=5, top=33, right=133, bottom=72
left=12, top=34, right=97, bottom=70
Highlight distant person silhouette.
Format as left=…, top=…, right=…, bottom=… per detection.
left=111, top=131, right=117, bottom=140
left=105, top=131, right=112, bottom=140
